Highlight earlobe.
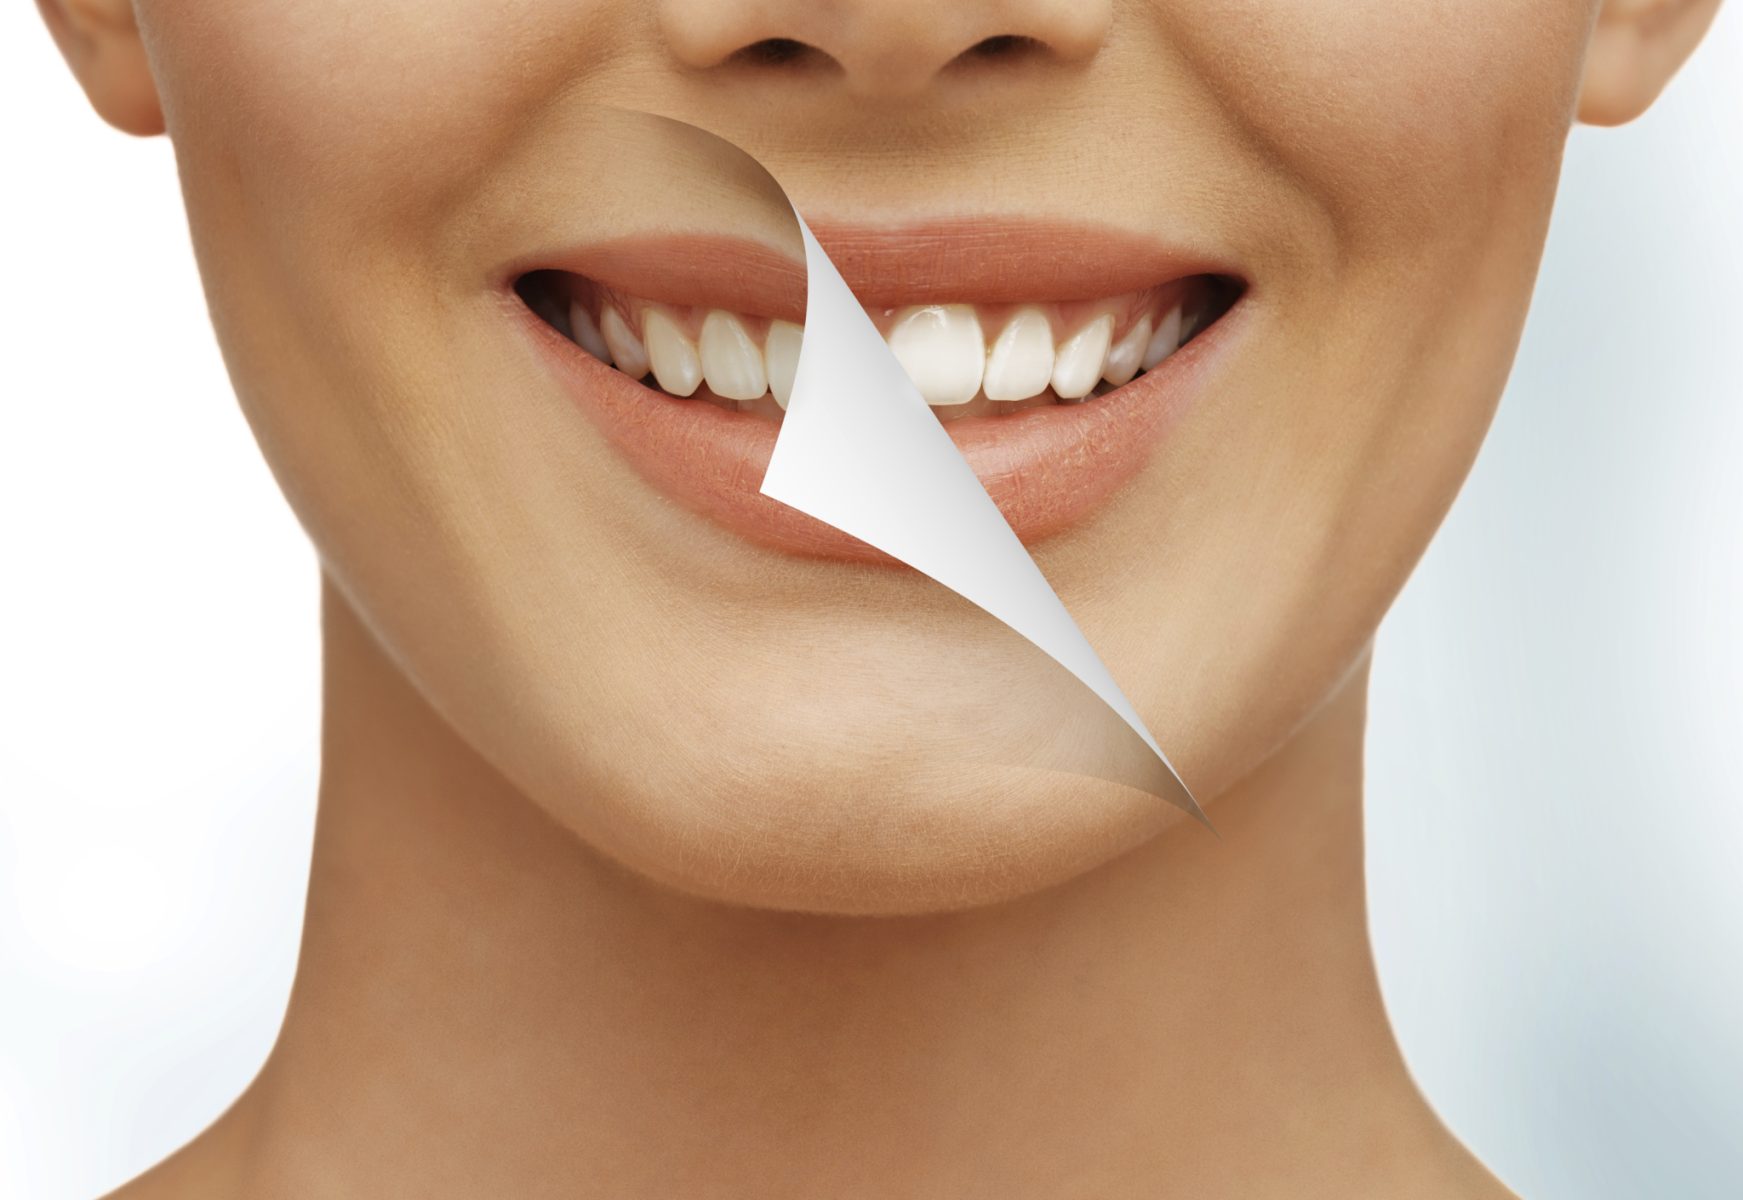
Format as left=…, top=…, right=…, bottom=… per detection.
left=1578, top=0, right=1724, bottom=126
left=35, top=0, right=165, bottom=136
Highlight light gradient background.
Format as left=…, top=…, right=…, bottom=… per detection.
left=2, top=9, right=1739, bottom=1198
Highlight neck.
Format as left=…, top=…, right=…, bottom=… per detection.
left=166, top=579, right=1505, bottom=1199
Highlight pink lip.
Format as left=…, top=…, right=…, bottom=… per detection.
left=510, top=221, right=1245, bottom=563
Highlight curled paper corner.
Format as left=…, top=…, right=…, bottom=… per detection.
left=760, top=216, right=1209, bottom=829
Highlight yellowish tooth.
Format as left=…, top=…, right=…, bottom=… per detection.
left=599, top=306, right=649, bottom=378
left=1051, top=313, right=1114, bottom=400
left=568, top=301, right=611, bottom=362
left=1102, top=315, right=1151, bottom=387
left=643, top=309, right=703, bottom=398
left=1142, top=305, right=1184, bottom=371
left=983, top=308, right=1055, bottom=402
left=699, top=310, right=768, bottom=401
left=764, top=320, right=803, bottom=410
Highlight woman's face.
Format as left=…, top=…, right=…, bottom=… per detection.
left=130, top=0, right=1597, bottom=912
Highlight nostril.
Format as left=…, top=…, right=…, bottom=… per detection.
left=729, top=37, right=833, bottom=69
left=960, top=34, right=1045, bottom=61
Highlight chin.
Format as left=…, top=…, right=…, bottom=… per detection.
left=546, top=747, right=1182, bottom=916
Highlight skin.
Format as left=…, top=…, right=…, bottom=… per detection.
left=36, top=0, right=1722, bottom=1195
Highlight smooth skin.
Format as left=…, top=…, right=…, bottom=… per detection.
left=38, top=0, right=1722, bottom=1196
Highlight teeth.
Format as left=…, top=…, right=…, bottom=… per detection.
left=599, top=306, right=650, bottom=379
left=698, top=310, right=767, bottom=401
left=1102, top=315, right=1150, bottom=388
left=1179, top=299, right=1205, bottom=345
left=764, top=320, right=803, bottom=410
left=983, top=308, right=1056, bottom=402
left=1142, top=304, right=1184, bottom=371
left=643, top=308, right=703, bottom=398
left=559, top=283, right=1218, bottom=416
left=1051, top=314, right=1114, bottom=401
left=568, top=301, right=611, bottom=362
left=887, top=304, right=985, bottom=407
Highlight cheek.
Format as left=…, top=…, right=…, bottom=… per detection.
left=1169, top=0, right=1595, bottom=251
left=135, top=1, right=625, bottom=237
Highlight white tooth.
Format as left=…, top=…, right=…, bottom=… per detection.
left=698, top=310, right=768, bottom=401
left=1141, top=305, right=1184, bottom=371
left=983, top=308, right=1055, bottom=402
left=599, top=306, right=650, bottom=379
left=568, top=302, right=612, bottom=362
left=887, top=304, right=985, bottom=407
left=1050, top=313, right=1114, bottom=400
left=643, top=308, right=703, bottom=398
left=1102, top=315, right=1151, bottom=387
left=763, top=320, right=803, bottom=410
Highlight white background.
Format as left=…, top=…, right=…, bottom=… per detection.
left=2, top=8, right=1739, bottom=1198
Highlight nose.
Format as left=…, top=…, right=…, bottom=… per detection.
left=658, top=0, right=1112, bottom=99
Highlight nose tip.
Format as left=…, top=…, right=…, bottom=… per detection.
left=659, top=0, right=1112, bottom=99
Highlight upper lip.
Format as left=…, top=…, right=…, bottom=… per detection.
left=506, top=216, right=1242, bottom=317
left=805, top=217, right=1239, bottom=308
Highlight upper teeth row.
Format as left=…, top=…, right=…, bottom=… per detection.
left=569, top=299, right=1189, bottom=410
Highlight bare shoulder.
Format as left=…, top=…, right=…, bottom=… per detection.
left=99, top=1101, right=256, bottom=1200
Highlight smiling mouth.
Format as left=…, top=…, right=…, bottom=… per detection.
left=515, top=271, right=1239, bottom=421
left=507, top=220, right=1247, bottom=561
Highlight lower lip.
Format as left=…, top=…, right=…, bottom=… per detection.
left=516, top=300, right=1241, bottom=563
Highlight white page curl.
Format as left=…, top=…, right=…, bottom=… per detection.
left=761, top=218, right=1205, bottom=824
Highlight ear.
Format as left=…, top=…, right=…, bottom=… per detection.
left=1578, top=0, right=1724, bottom=125
left=36, top=0, right=164, bottom=136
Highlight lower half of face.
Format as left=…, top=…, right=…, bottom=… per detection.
left=142, top=0, right=1594, bottom=913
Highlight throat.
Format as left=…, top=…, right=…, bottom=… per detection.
left=197, top=586, right=1501, bottom=1200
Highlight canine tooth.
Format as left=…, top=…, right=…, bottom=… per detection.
left=644, top=309, right=703, bottom=398
left=568, top=302, right=611, bottom=362
left=983, top=308, right=1055, bottom=401
left=1102, top=315, right=1151, bottom=387
left=888, top=304, right=985, bottom=407
left=600, top=306, right=650, bottom=378
left=764, top=320, right=803, bottom=410
left=699, top=310, right=768, bottom=401
left=1142, top=305, right=1184, bottom=371
left=1051, top=314, right=1114, bottom=400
